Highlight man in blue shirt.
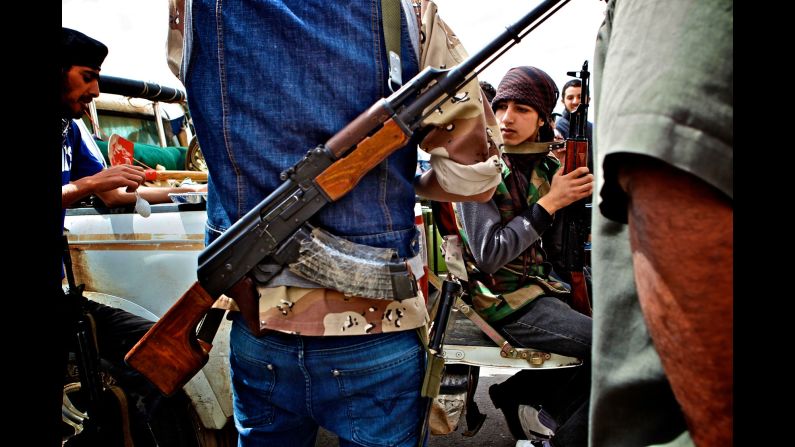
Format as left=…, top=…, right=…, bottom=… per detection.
left=60, top=27, right=199, bottom=447
left=61, top=28, right=205, bottom=212
left=60, top=29, right=148, bottom=212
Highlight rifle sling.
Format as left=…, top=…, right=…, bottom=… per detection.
left=427, top=271, right=512, bottom=353
left=382, top=0, right=402, bottom=91
left=106, top=385, right=135, bottom=447
left=62, top=234, right=78, bottom=292
left=454, top=296, right=551, bottom=365
left=453, top=296, right=509, bottom=348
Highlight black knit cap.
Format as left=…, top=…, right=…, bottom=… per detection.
left=492, top=66, right=559, bottom=127
left=62, top=27, right=108, bottom=70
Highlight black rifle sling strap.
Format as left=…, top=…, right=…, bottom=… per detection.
left=63, top=234, right=79, bottom=293
left=382, top=0, right=402, bottom=91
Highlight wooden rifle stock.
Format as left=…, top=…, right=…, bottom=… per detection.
left=126, top=121, right=408, bottom=396
left=563, top=139, right=588, bottom=176
left=568, top=270, right=591, bottom=316
left=316, top=119, right=409, bottom=200
left=560, top=139, right=592, bottom=317
left=124, top=118, right=409, bottom=397
left=124, top=282, right=215, bottom=396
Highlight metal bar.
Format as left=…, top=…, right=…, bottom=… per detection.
left=153, top=102, right=168, bottom=147
left=99, top=75, right=187, bottom=103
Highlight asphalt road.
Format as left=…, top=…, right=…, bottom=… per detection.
left=314, top=367, right=521, bottom=447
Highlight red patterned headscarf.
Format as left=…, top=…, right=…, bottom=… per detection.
left=492, top=66, right=559, bottom=141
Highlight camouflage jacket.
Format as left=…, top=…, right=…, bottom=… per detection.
left=455, top=152, right=571, bottom=324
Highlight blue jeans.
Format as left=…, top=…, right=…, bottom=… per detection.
left=229, top=317, right=426, bottom=447
left=497, top=296, right=592, bottom=447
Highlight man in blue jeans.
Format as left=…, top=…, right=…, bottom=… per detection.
left=177, top=1, right=502, bottom=445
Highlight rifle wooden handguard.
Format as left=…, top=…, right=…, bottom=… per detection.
left=316, top=119, right=409, bottom=201
left=563, top=139, right=589, bottom=174
left=125, top=282, right=215, bottom=396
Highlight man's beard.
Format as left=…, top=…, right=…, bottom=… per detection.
left=61, top=103, right=85, bottom=120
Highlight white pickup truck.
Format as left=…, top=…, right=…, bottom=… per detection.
left=65, top=76, right=581, bottom=446
left=65, top=75, right=237, bottom=445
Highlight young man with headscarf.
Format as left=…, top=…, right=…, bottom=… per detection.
left=452, top=66, right=593, bottom=447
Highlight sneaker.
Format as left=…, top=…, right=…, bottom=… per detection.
left=515, top=440, right=552, bottom=447
left=489, top=383, right=526, bottom=440
left=518, top=404, right=558, bottom=440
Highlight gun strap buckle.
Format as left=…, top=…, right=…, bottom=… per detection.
left=455, top=297, right=551, bottom=366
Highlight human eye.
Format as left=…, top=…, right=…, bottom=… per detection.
left=82, top=70, right=99, bottom=83
left=516, top=104, right=532, bottom=113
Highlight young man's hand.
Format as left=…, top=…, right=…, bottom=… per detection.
left=537, top=166, right=593, bottom=214
left=63, top=165, right=146, bottom=207
left=89, top=165, right=147, bottom=193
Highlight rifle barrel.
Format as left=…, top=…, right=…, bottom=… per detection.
left=400, top=0, right=569, bottom=123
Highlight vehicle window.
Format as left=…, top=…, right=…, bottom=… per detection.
left=84, top=113, right=163, bottom=147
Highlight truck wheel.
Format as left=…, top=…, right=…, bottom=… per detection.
left=186, top=136, right=207, bottom=172
left=62, top=361, right=203, bottom=447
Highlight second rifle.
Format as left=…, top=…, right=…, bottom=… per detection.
left=559, top=60, right=592, bottom=316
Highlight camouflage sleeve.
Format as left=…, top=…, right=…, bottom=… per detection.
left=167, top=0, right=185, bottom=79
left=418, top=1, right=503, bottom=196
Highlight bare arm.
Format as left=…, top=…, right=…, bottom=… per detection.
left=95, top=182, right=207, bottom=208
left=62, top=165, right=146, bottom=207
left=619, top=156, right=732, bottom=447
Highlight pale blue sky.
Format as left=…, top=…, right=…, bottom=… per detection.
left=63, top=0, right=605, bottom=115
left=63, top=0, right=180, bottom=87
left=433, top=0, right=606, bottom=115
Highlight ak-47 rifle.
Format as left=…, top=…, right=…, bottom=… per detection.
left=125, top=0, right=574, bottom=397
left=559, top=61, right=592, bottom=316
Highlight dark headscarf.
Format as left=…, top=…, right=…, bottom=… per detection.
left=492, top=66, right=559, bottom=142
left=62, top=27, right=108, bottom=70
